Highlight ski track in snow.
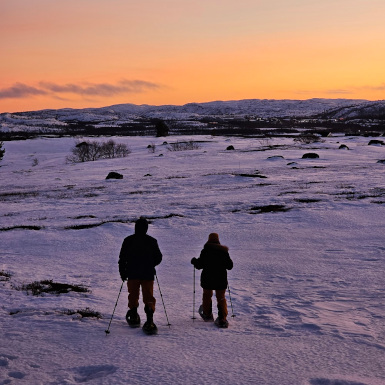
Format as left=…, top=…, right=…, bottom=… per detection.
left=0, top=135, right=384, bottom=385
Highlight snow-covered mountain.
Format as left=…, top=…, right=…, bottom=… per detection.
left=1, top=98, right=384, bottom=134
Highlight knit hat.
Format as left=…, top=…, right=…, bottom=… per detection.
left=135, top=217, right=148, bottom=234
left=207, top=233, right=220, bottom=244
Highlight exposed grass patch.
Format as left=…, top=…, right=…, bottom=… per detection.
left=65, top=214, right=184, bottom=230
left=0, top=270, right=12, bottom=281
left=232, top=204, right=291, bottom=214
left=0, top=191, right=39, bottom=201
left=62, top=307, right=102, bottom=319
left=65, top=223, right=110, bottom=230
left=167, top=140, right=201, bottom=151
left=145, top=213, right=184, bottom=220
left=234, top=170, right=267, bottom=178
left=17, top=280, right=90, bottom=296
left=249, top=204, right=291, bottom=214
left=238, top=173, right=267, bottom=179
left=73, top=215, right=97, bottom=219
left=0, top=225, right=43, bottom=232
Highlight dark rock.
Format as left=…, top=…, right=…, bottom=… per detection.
left=368, top=140, right=385, bottom=146
left=302, top=153, right=319, bottom=159
left=339, top=144, right=349, bottom=150
left=76, top=141, right=89, bottom=148
left=106, top=172, right=123, bottom=180
left=226, top=145, right=235, bottom=150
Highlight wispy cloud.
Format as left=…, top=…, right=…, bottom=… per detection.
left=363, top=83, right=385, bottom=91
left=325, top=89, right=353, bottom=95
left=0, top=80, right=161, bottom=99
left=0, top=83, right=48, bottom=99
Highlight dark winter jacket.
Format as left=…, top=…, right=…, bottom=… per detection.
left=118, top=233, right=162, bottom=281
left=192, top=243, right=233, bottom=290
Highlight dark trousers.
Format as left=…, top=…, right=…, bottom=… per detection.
left=202, top=289, right=228, bottom=320
left=126, top=280, right=156, bottom=312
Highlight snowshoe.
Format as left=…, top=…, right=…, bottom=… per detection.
left=125, top=308, right=141, bottom=327
left=214, top=317, right=229, bottom=328
left=142, top=321, right=158, bottom=335
left=142, top=305, right=157, bottom=334
left=198, top=305, right=214, bottom=322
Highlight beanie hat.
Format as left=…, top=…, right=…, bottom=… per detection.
left=135, top=217, right=148, bottom=234
left=207, top=233, right=220, bottom=244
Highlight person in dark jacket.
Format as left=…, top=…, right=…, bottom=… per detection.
left=191, top=233, right=233, bottom=328
left=118, top=217, right=162, bottom=333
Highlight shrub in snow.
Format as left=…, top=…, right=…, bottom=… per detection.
left=147, top=143, right=156, bottom=153
left=67, top=139, right=131, bottom=163
left=167, top=141, right=201, bottom=151
left=294, top=134, right=324, bottom=144
left=0, top=141, right=5, bottom=161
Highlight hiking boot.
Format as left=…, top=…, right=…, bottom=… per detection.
left=143, top=305, right=157, bottom=334
left=125, top=307, right=140, bottom=327
left=214, top=317, right=229, bottom=328
left=198, top=305, right=214, bottom=322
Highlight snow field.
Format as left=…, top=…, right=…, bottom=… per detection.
left=1, top=135, right=384, bottom=385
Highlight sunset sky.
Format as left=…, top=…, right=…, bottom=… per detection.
left=1, top=0, right=385, bottom=113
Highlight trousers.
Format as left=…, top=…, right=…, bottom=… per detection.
left=126, top=279, right=156, bottom=312
left=202, top=288, right=228, bottom=320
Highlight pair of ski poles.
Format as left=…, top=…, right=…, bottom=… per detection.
left=105, top=274, right=170, bottom=335
left=192, top=267, right=235, bottom=321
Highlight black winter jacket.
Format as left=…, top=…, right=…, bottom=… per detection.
left=192, top=243, right=233, bottom=290
left=118, top=234, right=162, bottom=281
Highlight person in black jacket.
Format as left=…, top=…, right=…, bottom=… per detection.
left=119, top=217, right=162, bottom=333
left=191, top=233, right=233, bottom=328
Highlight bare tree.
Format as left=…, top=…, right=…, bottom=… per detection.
left=67, top=139, right=131, bottom=163
left=0, top=142, right=5, bottom=162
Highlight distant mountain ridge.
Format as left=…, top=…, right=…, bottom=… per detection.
left=1, top=98, right=385, bottom=134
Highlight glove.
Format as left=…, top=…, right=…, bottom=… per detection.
left=191, top=258, right=197, bottom=266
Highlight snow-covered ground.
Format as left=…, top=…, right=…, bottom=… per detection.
left=1, top=134, right=384, bottom=385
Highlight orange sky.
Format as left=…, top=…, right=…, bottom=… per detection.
left=1, top=0, right=385, bottom=113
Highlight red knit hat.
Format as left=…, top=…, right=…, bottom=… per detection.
left=208, top=233, right=220, bottom=244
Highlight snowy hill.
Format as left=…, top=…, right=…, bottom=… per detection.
left=315, top=99, right=385, bottom=120
left=0, top=98, right=379, bottom=134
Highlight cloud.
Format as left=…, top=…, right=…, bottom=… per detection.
left=325, top=89, right=352, bottom=95
left=0, top=79, right=161, bottom=99
left=0, top=83, right=48, bottom=99
left=366, top=83, right=385, bottom=91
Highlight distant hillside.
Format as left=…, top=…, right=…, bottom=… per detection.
left=314, top=100, right=385, bottom=120
left=1, top=98, right=385, bottom=138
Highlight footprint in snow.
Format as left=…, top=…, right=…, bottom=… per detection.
left=7, top=371, right=26, bottom=379
left=74, top=365, right=117, bottom=383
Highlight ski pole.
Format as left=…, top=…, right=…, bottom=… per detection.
left=155, top=274, right=171, bottom=327
left=105, top=281, right=124, bottom=335
left=227, top=282, right=236, bottom=318
left=192, top=267, right=197, bottom=321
